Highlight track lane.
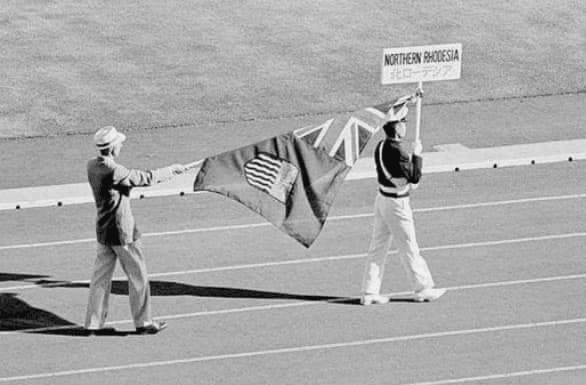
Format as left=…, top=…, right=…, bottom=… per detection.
left=1, top=162, right=585, bottom=384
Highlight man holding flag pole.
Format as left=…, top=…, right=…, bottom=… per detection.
left=360, top=86, right=447, bottom=305
left=85, top=126, right=187, bottom=335
left=363, top=42, right=462, bottom=305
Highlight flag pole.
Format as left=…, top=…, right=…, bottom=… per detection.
left=415, top=81, right=423, bottom=141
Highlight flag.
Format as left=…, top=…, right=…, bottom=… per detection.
left=194, top=132, right=348, bottom=247
left=193, top=96, right=412, bottom=247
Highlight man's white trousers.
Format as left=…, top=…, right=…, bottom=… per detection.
left=85, top=241, right=152, bottom=329
left=362, top=193, right=435, bottom=295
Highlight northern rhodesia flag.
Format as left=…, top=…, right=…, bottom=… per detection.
left=193, top=96, right=412, bottom=247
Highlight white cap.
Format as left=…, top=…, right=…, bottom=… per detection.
left=94, top=126, right=126, bottom=149
left=386, top=104, right=409, bottom=122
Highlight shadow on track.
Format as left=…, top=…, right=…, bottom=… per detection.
left=0, top=292, right=131, bottom=337
left=35, top=279, right=344, bottom=302
left=0, top=272, right=49, bottom=282
left=0, top=292, right=93, bottom=336
left=0, top=272, right=130, bottom=337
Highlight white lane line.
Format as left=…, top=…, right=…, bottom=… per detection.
left=1, top=317, right=585, bottom=383
left=4, top=272, right=586, bottom=335
left=406, top=364, right=586, bottom=385
left=112, top=272, right=586, bottom=323
left=1, top=192, right=585, bottom=251
left=0, top=238, right=95, bottom=251
left=414, top=192, right=586, bottom=213
left=0, top=253, right=366, bottom=292
left=2, top=231, right=585, bottom=293
left=423, top=231, right=586, bottom=251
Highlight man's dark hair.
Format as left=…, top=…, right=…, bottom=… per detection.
left=382, top=120, right=401, bottom=137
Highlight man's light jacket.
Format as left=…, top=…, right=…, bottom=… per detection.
left=87, top=156, right=174, bottom=245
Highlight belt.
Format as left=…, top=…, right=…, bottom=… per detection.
left=379, top=189, right=409, bottom=199
left=378, top=183, right=410, bottom=199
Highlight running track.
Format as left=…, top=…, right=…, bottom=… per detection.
left=1, top=161, right=585, bottom=385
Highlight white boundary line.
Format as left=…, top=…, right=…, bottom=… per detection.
left=1, top=230, right=585, bottom=293
left=1, top=192, right=585, bottom=252
left=1, top=317, right=585, bottom=383
left=406, top=364, right=586, bottom=385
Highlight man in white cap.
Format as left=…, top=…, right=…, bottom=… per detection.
left=361, top=90, right=446, bottom=305
left=85, top=126, right=185, bottom=335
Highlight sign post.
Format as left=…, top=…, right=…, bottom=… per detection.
left=381, top=43, right=462, bottom=140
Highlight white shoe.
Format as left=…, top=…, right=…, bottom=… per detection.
left=413, top=288, right=447, bottom=302
left=360, top=293, right=390, bottom=306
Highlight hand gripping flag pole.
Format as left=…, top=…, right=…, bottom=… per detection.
left=415, top=81, right=423, bottom=142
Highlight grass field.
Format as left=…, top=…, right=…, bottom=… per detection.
left=1, top=0, right=584, bottom=138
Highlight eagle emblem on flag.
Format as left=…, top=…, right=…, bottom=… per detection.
left=244, top=153, right=299, bottom=203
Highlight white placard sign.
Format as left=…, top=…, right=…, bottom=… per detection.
left=381, top=43, right=462, bottom=85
